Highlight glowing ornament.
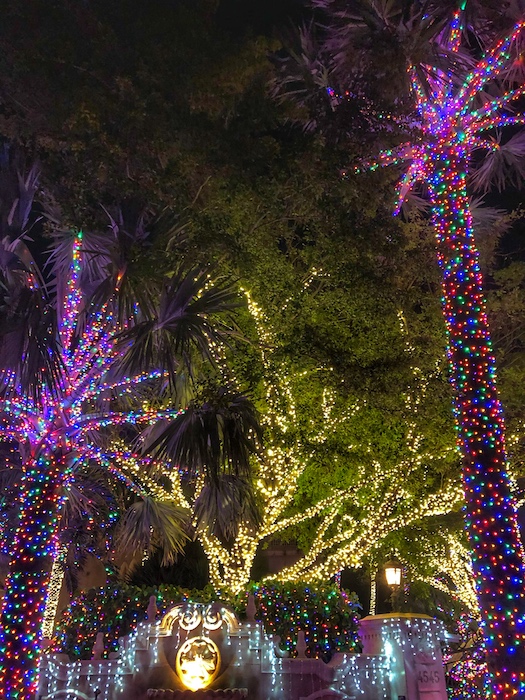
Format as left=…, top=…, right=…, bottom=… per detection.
left=175, top=636, right=221, bottom=691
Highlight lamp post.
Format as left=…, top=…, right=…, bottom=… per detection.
left=385, top=558, right=403, bottom=611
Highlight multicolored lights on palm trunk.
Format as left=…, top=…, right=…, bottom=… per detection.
left=0, top=232, right=186, bottom=699
left=430, top=150, right=525, bottom=695
left=0, top=452, right=68, bottom=698
left=353, top=3, right=525, bottom=696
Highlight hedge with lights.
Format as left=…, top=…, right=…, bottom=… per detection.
left=53, top=581, right=360, bottom=662
left=53, top=584, right=216, bottom=660
left=251, top=582, right=361, bottom=660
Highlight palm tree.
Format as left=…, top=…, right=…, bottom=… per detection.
left=0, top=157, right=260, bottom=699
left=276, top=1, right=525, bottom=695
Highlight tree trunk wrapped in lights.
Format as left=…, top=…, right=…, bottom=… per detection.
left=347, top=6, right=525, bottom=695
left=0, top=451, right=68, bottom=697
left=430, top=148, right=525, bottom=684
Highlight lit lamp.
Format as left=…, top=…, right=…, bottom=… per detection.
left=176, top=636, right=220, bottom=691
left=384, top=559, right=402, bottom=589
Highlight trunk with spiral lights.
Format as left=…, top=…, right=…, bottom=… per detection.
left=429, top=146, right=525, bottom=696
left=200, top=529, right=259, bottom=596
left=0, top=450, right=68, bottom=700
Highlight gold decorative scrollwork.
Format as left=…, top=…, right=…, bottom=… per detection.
left=179, top=604, right=202, bottom=631
left=159, top=603, right=240, bottom=634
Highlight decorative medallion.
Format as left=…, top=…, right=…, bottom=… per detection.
left=175, top=636, right=221, bottom=691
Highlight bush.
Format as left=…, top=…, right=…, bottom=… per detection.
left=53, top=581, right=361, bottom=662
left=251, top=581, right=361, bottom=661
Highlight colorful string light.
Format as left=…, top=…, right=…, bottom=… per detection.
left=444, top=614, right=489, bottom=700
left=252, top=582, right=360, bottom=660
left=354, top=4, right=525, bottom=695
left=0, top=232, right=187, bottom=699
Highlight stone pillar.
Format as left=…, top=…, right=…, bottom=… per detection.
left=359, top=613, right=448, bottom=700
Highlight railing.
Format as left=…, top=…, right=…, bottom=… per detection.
left=38, top=690, right=100, bottom=700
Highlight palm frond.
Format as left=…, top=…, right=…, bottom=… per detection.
left=60, top=464, right=116, bottom=528
left=0, top=249, right=62, bottom=399
left=470, top=131, right=525, bottom=193
left=470, top=197, right=509, bottom=234
left=47, top=208, right=185, bottom=329
left=0, top=148, right=40, bottom=240
left=142, top=386, right=262, bottom=483
left=400, top=189, right=430, bottom=217
left=311, top=0, right=453, bottom=93
left=86, top=208, right=189, bottom=325
left=469, top=197, right=510, bottom=269
left=270, top=22, right=336, bottom=132
left=114, top=496, right=189, bottom=567
left=117, top=270, right=240, bottom=382
left=0, top=161, right=63, bottom=399
left=194, top=474, right=262, bottom=542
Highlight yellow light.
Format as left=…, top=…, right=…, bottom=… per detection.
left=385, top=559, right=403, bottom=587
left=175, top=637, right=220, bottom=691
left=42, top=543, right=68, bottom=638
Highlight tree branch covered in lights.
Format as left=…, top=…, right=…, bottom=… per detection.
left=256, top=303, right=463, bottom=582
left=190, top=291, right=466, bottom=600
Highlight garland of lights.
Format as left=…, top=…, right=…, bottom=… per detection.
left=352, top=3, right=525, bottom=696
left=419, top=534, right=480, bottom=614
left=54, top=584, right=193, bottom=660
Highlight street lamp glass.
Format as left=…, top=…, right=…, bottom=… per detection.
left=385, top=560, right=402, bottom=587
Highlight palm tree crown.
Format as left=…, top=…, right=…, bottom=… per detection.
left=355, top=8, right=525, bottom=209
